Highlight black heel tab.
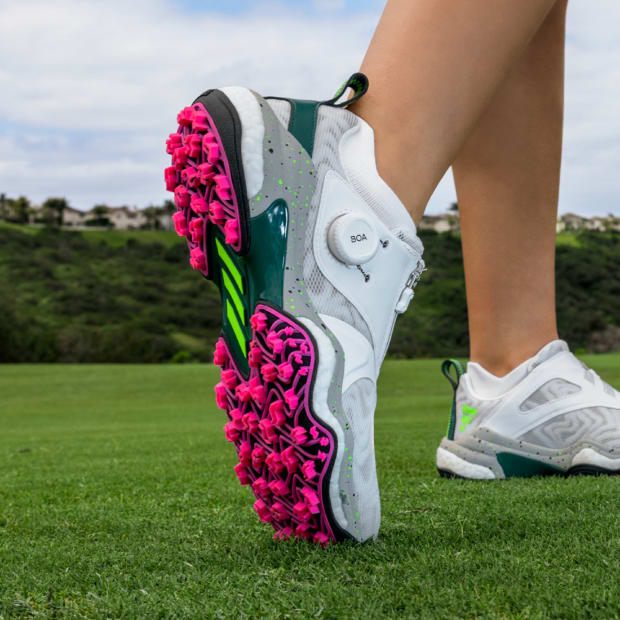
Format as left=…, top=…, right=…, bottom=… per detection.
left=441, top=359, right=464, bottom=391
left=322, top=73, right=369, bottom=108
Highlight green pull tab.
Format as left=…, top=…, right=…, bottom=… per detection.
left=441, top=358, right=464, bottom=392
left=323, top=73, right=369, bottom=108
left=441, top=359, right=464, bottom=441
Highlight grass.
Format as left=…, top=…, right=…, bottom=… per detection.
left=1, top=357, right=620, bottom=618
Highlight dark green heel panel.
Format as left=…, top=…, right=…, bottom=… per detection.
left=497, top=453, right=564, bottom=478
left=211, top=200, right=289, bottom=376
left=286, top=99, right=321, bottom=158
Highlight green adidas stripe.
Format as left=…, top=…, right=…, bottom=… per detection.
left=222, top=269, right=245, bottom=326
left=216, top=238, right=243, bottom=292
left=226, top=300, right=246, bottom=357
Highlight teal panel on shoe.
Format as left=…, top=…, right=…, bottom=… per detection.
left=497, top=452, right=564, bottom=478
left=287, top=99, right=321, bottom=158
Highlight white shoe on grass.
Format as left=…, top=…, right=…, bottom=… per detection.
left=437, top=340, right=620, bottom=479
left=164, top=74, right=425, bottom=543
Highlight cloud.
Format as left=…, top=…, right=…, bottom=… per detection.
left=0, top=0, right=618, bottom=215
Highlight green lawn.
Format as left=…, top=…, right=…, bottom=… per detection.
left=1, top=358, right=620, bottom=618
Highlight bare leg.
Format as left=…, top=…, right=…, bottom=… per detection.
left=453, top=1, right=567, bottom=376
left=350, top=0, right=557, bottom=223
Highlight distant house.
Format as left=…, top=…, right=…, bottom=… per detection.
left=419, top=214, right=460, bottom=233
left=62, top=206, right=86, bottom=227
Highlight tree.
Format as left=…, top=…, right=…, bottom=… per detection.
left=87, top=204, right=113, bottom=228
left=13, top=196, right=31, bottom=224
left=42, top=197, right=69, bottom=226
left=142, top=205, right=162, bottom=230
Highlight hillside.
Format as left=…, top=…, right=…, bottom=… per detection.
left=0, top=223, right=618, bottom=362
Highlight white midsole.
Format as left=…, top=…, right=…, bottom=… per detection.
left=217, top=86, right=264, bottom=199
left=299, top=317, right=348, bottom=531
left=436, top=447, right=496, bottom=480
left=572, top=447, right=620, bottom=470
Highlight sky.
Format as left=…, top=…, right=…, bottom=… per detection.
left=0, top=0, right=618, bottom=216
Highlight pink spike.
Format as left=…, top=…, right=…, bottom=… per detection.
left=214, top=174, right=231, bottom=201
left=259, top=419, right=277, bottom=443
left=299, top=367, right=310, bottom=377
left=268, top=400, right=286, bottom=426
left=220, top=368, right=238, bottom=390
left=248, top=344, right=263, bottom=368
left=214, top=382, right=228, bottom=410
left=204, top=135, right=220, bottom=163
left=177, top=106, right=194, bottom=126
left=283, top=388, right=299, bottom=411
left=166, top=132, right=183, bottom=155
left=281, top=446, right=298, bottom=474
left=290, top=426, right=308, bottom=446
left=319, top=437, right=329, bottom=447
left=224, top=219, right=239, bottom=245
left=265, top=451, right=284, bottom=474
left=295, top=523, right=313, bottom=540
left=174, top=185, right=190, bottom=209
left=213, top=338, right=228, bottom=366
left=254, top=499, right=272, bottom=523
left=189, top=247, right=206, bottom=271
left=301, top=487, right=320, bottom=514
left=250, top=312, right=268, bottom=332
left=274, top=526, right=293, bottom=541
left=248, top=376, right=266, bottom=406
left=238, top=441, right=252, bottom=466
left=192, top=111, right=208, bottom=132
left=165, top=166, right=179, bottom=192
left=235, top=382, right=252, bottom=403
left=260, top=363, right=278, bottom=383
left=251, top=446, right=266, bottom=469
left=292, top=352, right=303, bottom=364
left=283, top=327, right=295, bottom=337
left=243, top=412, right=259, bottom=433
left=172, top=211, right=188, bottom=237
left=300, top=344, right=310, bottom=355
left=230, top=408, right=245, bottom=431
left=172, top=146, right=189, bottom=170
left=313, top=532, right=330, bottom=547
left=186, top=134, right=202, bottom=158
left=197, top=162, right=215, bottom=184
left=301, top=460, right=317, bottom=481
left=266, top=331, right=284, bottom=354
left=234, top=462, right=250, bottom=485
left=252, top=477, right=269, bottom=498
left=209, top=201, right=226, bottom=226
left=268, top=480, right=289, bottom=496
left=190, top=194, right=208, bottom=214
left=181, top=166, right=199, bottom=187
left=223, top=421, right=239, bottom=442
left=189, top=217, right=203, bottom=243
left=293, top=502, right=311, bottom=523
left=277, top=362, right=294, bottom=383
left=310, top=426, right=319, bottom=440
left=317, top=451, right=328, bottom=462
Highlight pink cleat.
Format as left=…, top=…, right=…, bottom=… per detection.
left=251, top=446, right=266, bottom=469
left=310, top=426, right=320, bottom=440
left=281, top=446, right=298, bottom=474
left=223, top=421, right=239, bottom=442
left=197, top=162, right=215, bottom=184
left=229, top=408, right=245, bottom=431
left=166, top=133, right=182, bottom=155
left=265, top=451, right=284, bottom=474
left=214, top=382, right=228, bottom=410
left=273, top=526, right=293, bottom=541
left=192, top=111, right=208, bottom=132
left=290, top=426, right=308, bottom=446
left=185, top=134, right=202, bottom=159
left=283, top=388, right=299, bottom=411
left=224, top=219, right=240, bottom=245
left=189, top=218, right=203, bottom=243
left=234, top=462, right=250, bottom=485
left=209, top=201, right=226, bottom=226
left=252, top=477, right=270, bottom=498
left=172, top=145, right=189, bottom=170
left=259, top=419, right=277, bottom=443
left=164, top=166, right=178, bottom=191
left=213, top=338, right=228, bottom=366
left=266, top=331, right=284, bottom=354
left=190, top=194, right=208, bottom=214
left=269, top=480, right=289, bottom=496
left=301, top=487, right=320, bottom=514
left=172, top=211, right=188, bottom=237
left=204, top=133, right=220, bottom=163
left=301, top=460, right=317, bottom=481
left=254, top=499, right=272, bottom=523
left=177, top=106, right=194, bottom=126
left=235, top=382, right=252, bottom=403
left=250, top=312, right=268, bottom=332
left=293, top=502, right=311, bottom=523
left=268, top=400, right=286, bottom=426
left=174, top=185, right=190, bottom=209
left=214, top=174, right=231, bottom=201
left=238, top=441, right=252, bottom=466
left=260, top=363, right=278, bottom=383
left=278, top=362, right=294, bottom=383
left=242, top=412, right=259, bottom=433
left=248, top=376, right=266, bottom=406
left=189, top=247, right=206, bottom=271
left=313, top=532, right=330, bottom=547
left=181, top=166, right=199, bottom=187
left=248, top=343, right=263, bottom=368
left=271, top=502, right=289, bottom=521
left=220, top=368, right=238, bottom=390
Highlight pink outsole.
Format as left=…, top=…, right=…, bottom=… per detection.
left=165, top=102, right=243, bottom=276
left=214, top=305, right=337, bottom=546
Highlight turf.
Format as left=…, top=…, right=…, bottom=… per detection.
left=1, top=358, right=620, bottom=618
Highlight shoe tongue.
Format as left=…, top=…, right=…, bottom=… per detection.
left=527, top=339, right=569, bottom=371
